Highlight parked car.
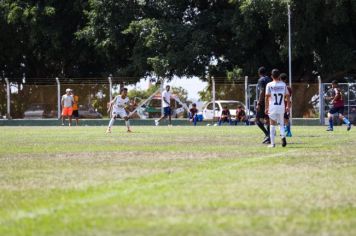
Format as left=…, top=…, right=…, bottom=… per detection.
left=145, top=94, right=186, bottom=118
left=202, top=100, right=255, bottom=122
left=23, top=104, right=57, bottom=119
left=78, top=105, right=102, bottom=119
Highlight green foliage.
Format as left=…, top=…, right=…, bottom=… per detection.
left=0, top=0, right=355, bottom=82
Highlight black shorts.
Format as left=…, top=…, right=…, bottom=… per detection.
left=284, top=112, right=290, bottom=120
left=329, top=107, right=344, bottom=115
left=164, top=107, right=171, bottom=116
left=256, top=105, right=268, bottom=119
left=72, top=110, right=79, bottom=118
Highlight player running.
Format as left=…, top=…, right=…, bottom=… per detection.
left=265, top=69, right=291, bottom=148
left=106, top=88, right=132, bottom=133
left=155, top=85, right=172, bottom=126
left=325, top=80, right=352, bottom=131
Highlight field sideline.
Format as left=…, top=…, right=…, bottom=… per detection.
left=0, top=126, right=355, bottom=235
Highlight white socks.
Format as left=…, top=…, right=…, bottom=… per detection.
left=280, top=124, right=285, bottom=138
left=108, top=118, right=115, bottom=129
left=270, top=125, right=276, bottom=145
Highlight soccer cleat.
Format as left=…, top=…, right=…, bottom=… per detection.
left=326, top=127, right=333, bottom=131
left=281, top=137, right=287, bottom=147
left=262, top=136, right=270, bottom=144
left=127, top=129, right=132, bottom=133
left=286, top=132, right=292, bottom=137
left=106, top=128, right=111, bottom=133
left=347, top=123, right=352, bottom=131
left=154, top=120, right=159, bottom=126
left=267, top=144, right=275, bottom=148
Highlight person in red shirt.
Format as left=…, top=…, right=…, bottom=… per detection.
left=189, top=103, right=199, bottom=126
left=325, top=80, right=351, bottom=131
left=234, top=105, right=248, bottom=125
left=218, top=106, right=232, bottom=126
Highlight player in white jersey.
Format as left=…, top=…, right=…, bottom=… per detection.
left=106, top=88, right=132, bottom=133
left=155, top=85, right=172, bottom=126
left=265, top=69, right=291, bottom=148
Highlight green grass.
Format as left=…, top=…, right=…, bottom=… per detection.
left=0, top=125, right=355, bottom=236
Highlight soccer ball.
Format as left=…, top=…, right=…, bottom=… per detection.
left=206, top=124, right=211, bottom=126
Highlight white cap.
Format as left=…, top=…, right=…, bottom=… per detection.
left=66, top=88, right=71, bottom=92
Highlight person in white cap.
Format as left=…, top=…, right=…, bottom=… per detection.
left=61, top=88, right=74, bottom=126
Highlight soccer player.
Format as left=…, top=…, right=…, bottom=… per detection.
left=256, top=66, right=272, bottom=144
left=265, top=69, right=291, bottom=148
left=280, top=73, right=292, bottom=137
left=70, top=89, right=79, bottom=126
left=106, top=87, right=132, bottom=133
left=155, top=85, right=172, bottom=126
left=189, top=103, right=199, bottom=126
left=325, top=80, right=352, bottom=131
left=61, top=88, right=74, bottom=126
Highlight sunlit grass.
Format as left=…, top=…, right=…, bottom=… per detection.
left=0, top=126, right=355, bottom=235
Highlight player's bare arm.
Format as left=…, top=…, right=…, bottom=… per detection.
left=264, top=94, right=270, bottom=114
left=285, top=94, right=291, bottom=113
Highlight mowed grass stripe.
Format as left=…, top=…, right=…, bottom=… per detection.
left=0, top=126, right=355, bottom=235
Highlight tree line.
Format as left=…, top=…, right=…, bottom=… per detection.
left=0, top=0, right=355, bottom=83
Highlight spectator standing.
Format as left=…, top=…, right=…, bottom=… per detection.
left=71, top=89, right=79, bottom=126
left=61, top=88, right=74, bottom=126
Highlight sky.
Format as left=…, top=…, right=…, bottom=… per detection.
left=127, top=76, right=208, bottom=101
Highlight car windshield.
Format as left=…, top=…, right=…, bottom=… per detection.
left=221, top=102, right=243, bottom=110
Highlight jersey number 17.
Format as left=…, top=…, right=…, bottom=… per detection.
left=273, top=93, right=283, bottom=105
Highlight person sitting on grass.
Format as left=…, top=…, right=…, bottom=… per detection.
left=189, top=103, right=199, bottom=126
left=218, top=106, right=232, bottom=126
left=235, top=105, right=248, bottom=125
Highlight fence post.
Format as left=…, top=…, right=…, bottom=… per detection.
left=244, top=76, right=249, bottom=124
left=318, top=76, right=324, bottom=125
left=4, top=78, right=11, bottom=119
left=212, top=76, right=216, bottom=121
left=56, top=77, right=61, bottom=120
left=108, top=74, right=113, bottom=102
left=159, top=77, right=164, bottom=116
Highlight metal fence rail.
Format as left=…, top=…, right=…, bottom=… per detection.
left=1, top=76, right=355, bottom=125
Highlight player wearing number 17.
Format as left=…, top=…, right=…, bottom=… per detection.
left=265, top=69, right=291, bottom=148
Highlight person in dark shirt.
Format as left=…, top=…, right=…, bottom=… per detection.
left=218, top=106, right=232, bottom=126
left=189, top=103, right=199, bottom=126
left=325, top=80, right=351, bottom=131
left=256, top=66, right=272, bottom=143
left=235, top=105, right=248, bottom=125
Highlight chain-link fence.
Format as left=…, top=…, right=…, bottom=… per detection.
left=1, top=77, right=355, bottom=124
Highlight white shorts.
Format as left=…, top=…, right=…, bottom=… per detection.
left=112, top=108, right=128, bottom=118
left=268, top=112, right=284, bottom=125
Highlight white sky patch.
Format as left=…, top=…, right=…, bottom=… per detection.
left=127, top=76, right=208, bottom=101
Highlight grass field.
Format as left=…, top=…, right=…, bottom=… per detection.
left=0, top=125, right=355, bottom=236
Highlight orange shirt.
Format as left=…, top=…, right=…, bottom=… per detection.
left=72, top=95, right=79, bottom=110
